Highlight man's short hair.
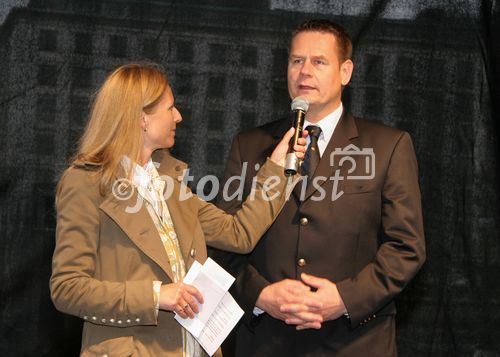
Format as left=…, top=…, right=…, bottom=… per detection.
left=292, top=19, right=353, bottom=62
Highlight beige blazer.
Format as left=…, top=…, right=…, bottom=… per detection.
left=50, top=150, right=290, bottom=356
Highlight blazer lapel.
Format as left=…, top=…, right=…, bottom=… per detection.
left=300, top=110, right=359, bottom=202
left=166, top=190, right=194, bottom=267
left=153, top=150, right=195, bottom=268
left=99, top=180, right=174, bottom=281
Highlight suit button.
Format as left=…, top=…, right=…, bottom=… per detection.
left=190, top=248, right=196, bottom=258
left=298, top=258, right=306, bottom=267
left=299, top=217, right=308, bottom=226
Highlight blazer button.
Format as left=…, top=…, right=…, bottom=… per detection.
left=299, top=217, right=308, bottom=226
left=298, top=258, right=306, bottom=267
left=190, top=248, right=196, bottom=258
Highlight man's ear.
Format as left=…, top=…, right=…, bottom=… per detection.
left=340, top=59, right=354, bottom=86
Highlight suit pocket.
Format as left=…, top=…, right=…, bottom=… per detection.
left=341, top=182, right=378, bottom=194
left=82, top=336, right=136, bottom=357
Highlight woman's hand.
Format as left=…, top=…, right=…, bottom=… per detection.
left=159, top=282, right=204, bottom=319
left=270, top=127, right=308, bottom=167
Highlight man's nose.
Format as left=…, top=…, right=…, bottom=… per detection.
left=299, top=59, right=313, bottom=76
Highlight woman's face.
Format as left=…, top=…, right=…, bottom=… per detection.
left=141, top=86, right=182, bottom=152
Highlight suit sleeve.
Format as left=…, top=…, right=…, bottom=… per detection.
left=210, top=134, right=273, bottom=324
left=209, top=134, right=250, bottom=278
left=336, top=132, right=426, bottom=327
left=50, top=168, right=157, bottom=327
left=216, top=134, right=246, bottom=215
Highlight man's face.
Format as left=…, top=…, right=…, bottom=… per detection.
left=287, top=31, right=353, bottom=122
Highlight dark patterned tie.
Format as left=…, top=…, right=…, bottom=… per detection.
left=301, top=125, right=322, bottom=177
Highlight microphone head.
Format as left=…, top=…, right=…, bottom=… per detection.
left=291, top=96, right=309, bottom=112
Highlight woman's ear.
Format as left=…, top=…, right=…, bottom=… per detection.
left=140, top=114, right=148, bottom=132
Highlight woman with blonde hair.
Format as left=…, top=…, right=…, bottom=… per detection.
left=50, top=62, right=305, bottom=356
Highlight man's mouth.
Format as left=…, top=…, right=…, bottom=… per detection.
left=298, top=85, right=316, bottom=91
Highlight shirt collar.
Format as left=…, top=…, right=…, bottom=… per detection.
left=304, top=102, right=343, bottom=145
left=121, top=156, right=164, bottom=194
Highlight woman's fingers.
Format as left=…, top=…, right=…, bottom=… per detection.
left=181, top=290, right=199, bottom=315
left=185, top=284, right=204, bottom=304
left=175, top=302, right=189, bottom=318
left=159, top=283, right=204, bottom=319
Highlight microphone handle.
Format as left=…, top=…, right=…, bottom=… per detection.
left=284, top=109, right=305, bottom=176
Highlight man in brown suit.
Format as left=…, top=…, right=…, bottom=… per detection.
left=212, top=19, right=425, bottom=356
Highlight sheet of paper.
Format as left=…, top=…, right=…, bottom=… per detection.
left=198, top=292, right=244, bottom=356
left=175, top=270, right=226, bottom=337
left=174, top=258, right=244, bottom=356
left=183, top=260, right=202, bottom=284
left=202, top=258, right=235, bottom=290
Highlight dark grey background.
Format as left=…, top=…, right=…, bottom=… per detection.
left=0, top=0, right=499, bottom=355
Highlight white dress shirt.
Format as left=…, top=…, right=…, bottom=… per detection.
left=303, top=102, right=343, bottom=157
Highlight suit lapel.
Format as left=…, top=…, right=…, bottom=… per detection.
left=269, top=118, right=293, bottom=142
left=300, top=111, right=359, bottom=202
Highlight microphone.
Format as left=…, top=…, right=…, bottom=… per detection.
left=284, top=96, right=309, bottom=176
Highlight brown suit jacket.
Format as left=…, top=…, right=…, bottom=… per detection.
left=50, top=150, right=291, bottom=357
left=212, top=111, right=426, bottom=356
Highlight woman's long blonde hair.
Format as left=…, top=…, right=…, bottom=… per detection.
left=71, top=62, right=169, bottom=194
